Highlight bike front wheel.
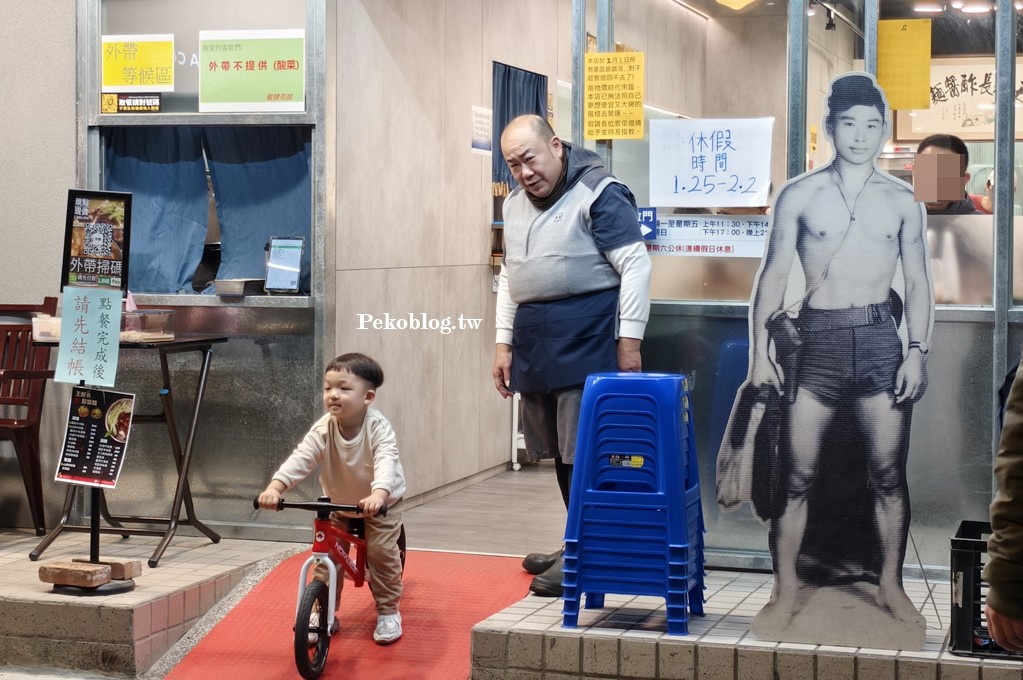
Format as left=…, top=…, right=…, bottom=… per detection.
left=294, top=579, right=331, bottom=679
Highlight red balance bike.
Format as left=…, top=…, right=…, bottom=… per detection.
left=253, top=496, right=406, bottom=680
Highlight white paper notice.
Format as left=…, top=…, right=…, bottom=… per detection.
left=650, top=118, right=774, bottom=208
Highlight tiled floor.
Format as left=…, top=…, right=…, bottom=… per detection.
left=1, top=463, right=1021, bottom=679
left=471, top=571, right=972, bottom=679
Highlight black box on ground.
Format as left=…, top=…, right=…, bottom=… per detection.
left=949, top=519, right=1023, bottom=659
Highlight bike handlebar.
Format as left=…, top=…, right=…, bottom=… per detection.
left=252, top=497, right=387, bottom=517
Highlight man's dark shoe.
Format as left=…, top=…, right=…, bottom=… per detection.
left=522, top=546, right=564, bottom=575
left=528, top=556, right=564, bottom=597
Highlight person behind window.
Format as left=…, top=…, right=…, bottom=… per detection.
left=978, top=170, right=1019, bottom=215
left=914, top=134, right=981, bottom=215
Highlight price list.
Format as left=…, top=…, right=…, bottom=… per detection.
left=56, top=386, right=134, bottom=488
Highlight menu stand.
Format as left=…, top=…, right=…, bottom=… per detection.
left=31, top=337, right=225, bottom=568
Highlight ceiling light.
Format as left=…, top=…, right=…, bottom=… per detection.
left=913, top=2, right=945, bottom=11
left=1016, top=1, right=1022, bottom=9
left=714, top=0, right=757, bottom=9
left=949, top=0, right=964, bottom=6
left=960, top=2, right=992, bottom=12
left=807, top=3, right=816, bottom=15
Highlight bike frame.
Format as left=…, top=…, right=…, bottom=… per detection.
left=294, top=513, right=368, bottom=630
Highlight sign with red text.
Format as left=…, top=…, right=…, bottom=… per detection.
left=101, top=34, right=175, bottom=94
left=198, top=29, right=305, bottom=112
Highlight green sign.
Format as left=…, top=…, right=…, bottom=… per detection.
left=199, top=29, right=305, bottom=112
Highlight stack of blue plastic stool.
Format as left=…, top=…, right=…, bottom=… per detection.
left=561, top=372, right=705, bottom=636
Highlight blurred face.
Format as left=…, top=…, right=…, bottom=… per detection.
left=913, top=146, right=969, bottom=212
left=830, top=105, right=885, bottom=165
left=322, top=369, right=374, bottom=428
left=501, top=123, right=565, bottom=198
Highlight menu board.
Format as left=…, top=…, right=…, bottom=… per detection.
left=56, top=387, right=135, bottom=488
left=60, top=190, right=132, bottom=293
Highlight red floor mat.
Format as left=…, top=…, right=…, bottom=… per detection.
left=166, top=550, right=535, bottom=680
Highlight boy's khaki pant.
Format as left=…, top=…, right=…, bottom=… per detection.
left=313, top=500, right=403, bottom=615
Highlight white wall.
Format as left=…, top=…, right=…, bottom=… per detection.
left=332, top=0, right=711, bottom=501
left=1, top=2, right=77, bottom=303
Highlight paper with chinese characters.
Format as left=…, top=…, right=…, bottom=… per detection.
left=55, top=287, right=122, bottom=388
left=649, top=117, right=774, bottom=208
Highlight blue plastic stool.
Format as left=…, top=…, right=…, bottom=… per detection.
left=561, top=373, right=705, bottom=636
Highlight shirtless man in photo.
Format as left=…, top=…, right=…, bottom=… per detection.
left=749, top=73, right=933, bottom=630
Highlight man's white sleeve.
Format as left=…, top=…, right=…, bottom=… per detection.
left=605, top=241, right=652, bottom=340
left=496, top=264, right=517, bottom=346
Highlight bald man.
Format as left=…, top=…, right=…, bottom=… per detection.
left=493, top=115, right=652, bottom=597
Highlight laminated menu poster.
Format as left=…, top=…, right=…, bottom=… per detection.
left=56, top=387, right=134, bottom=488
left=60, top=189, right=132, bottom=293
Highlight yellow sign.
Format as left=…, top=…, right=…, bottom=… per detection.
left=810, top=124, right=818, bottom=152
left=101, top=34, right=175, bottom=93
left=877, top=20, right=931, bottom=111
left=584, top=51, right=645, bottom=140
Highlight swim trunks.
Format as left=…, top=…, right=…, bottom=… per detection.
left=796, top=305, right=902, bottom=404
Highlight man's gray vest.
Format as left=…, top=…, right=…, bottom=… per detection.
left=502, top=176, right=622, bottom=304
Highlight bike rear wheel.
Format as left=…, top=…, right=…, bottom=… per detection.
left=294, top=580, right=331, bottom=679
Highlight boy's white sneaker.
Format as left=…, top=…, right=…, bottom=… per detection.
left=373, top=612, right=403, bottom=644
left=307, top=611, right=340, bottom=645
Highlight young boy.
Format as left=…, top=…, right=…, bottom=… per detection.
left=258, top=352, right=406, bottom=645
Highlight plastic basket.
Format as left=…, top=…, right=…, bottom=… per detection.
left=948, top=519, right=1023, bottom=659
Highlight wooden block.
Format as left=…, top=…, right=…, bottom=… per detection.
left=39, top=561, right=111, bottom=588
left=72, top=556, right=142, bottom=580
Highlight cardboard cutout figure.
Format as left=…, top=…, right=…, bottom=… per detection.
left=716, top=72, right=933, bottom=649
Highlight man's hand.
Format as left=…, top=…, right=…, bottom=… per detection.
left=894, top=351, right=928, bottom=404
left=617, top=338, right=642, bottom=372
left=492, top=344, right=513, bottom=398
left=987, top=604, right=1023, bottom=651
left=358, top=490, right=389, bottom=518
left=750, top=358, right=783, bottom=396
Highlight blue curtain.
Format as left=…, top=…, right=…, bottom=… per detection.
left=103, top=127, right=208, bottom=294
left=103, top=126, right=312, bottom=295
left=492, top=62, right=548, bottom=197
left=204, top=127, right=312, bottom=294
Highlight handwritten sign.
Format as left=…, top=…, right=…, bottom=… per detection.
left=55, top=287, right=122, bottom=388
left=584, top=51, right=645, bottom=140
left=101, top=34, right=175, bottom=93
left=877, top=20, right=931, bottom=111
left=649, top=118, right=774, bottom=208
left=199, top=29, right=305, bottom=113
left=56, top=386, right=134, bottom=488
left=645, top=215, right=769, bottom=258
